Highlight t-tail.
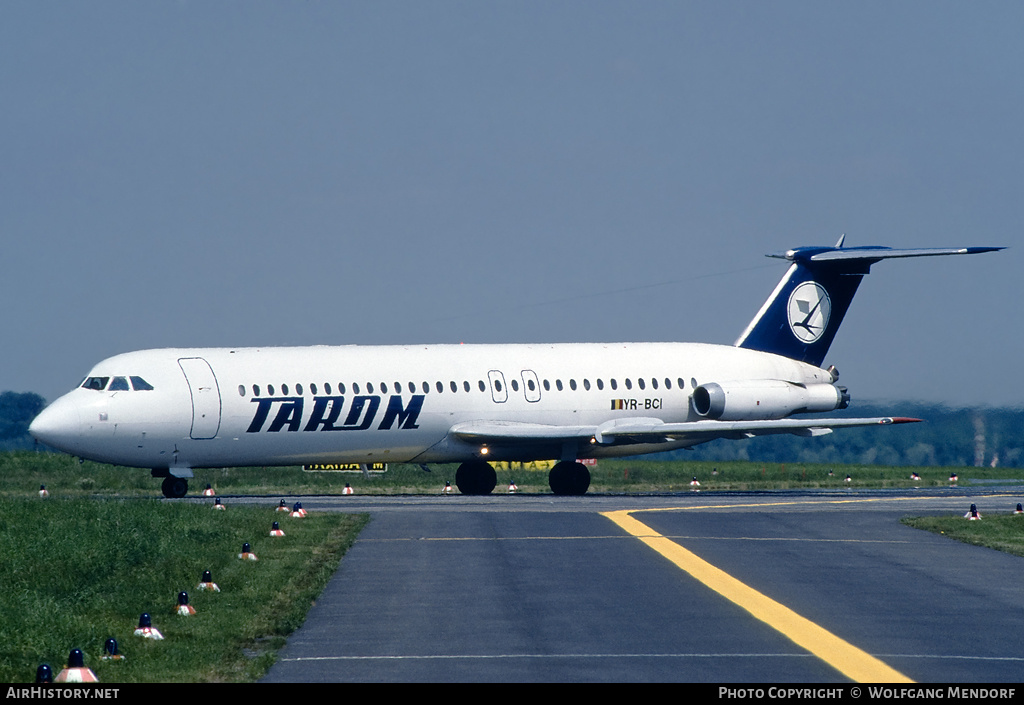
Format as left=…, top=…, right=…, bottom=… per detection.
left=734, top=235, right=1004, bottom=366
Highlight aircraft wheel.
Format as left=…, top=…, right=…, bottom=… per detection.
left=161, top=476, right=189, bottom=499
left=549, top=461, right=590, bottom=496
left=455, top=461, right=497, bottom=495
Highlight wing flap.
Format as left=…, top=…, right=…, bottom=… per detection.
left=450, top=417, right=919, bottom=448
left=450, top=420, right=596, bottom=443
left=598, top=416, right=919, bottom=444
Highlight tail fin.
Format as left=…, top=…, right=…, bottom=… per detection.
left=734, top=236, right=1003, bottom=366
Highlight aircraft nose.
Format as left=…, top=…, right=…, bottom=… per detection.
left=29, top=395, right=81, bottom=450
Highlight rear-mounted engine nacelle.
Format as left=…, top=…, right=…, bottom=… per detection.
left=692, top=380, right=849, bottom=421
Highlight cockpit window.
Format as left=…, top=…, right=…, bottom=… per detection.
left=82, top=377, right=109, bottom=391
left=130, top=376, right=154, bottom=391
left=81, top=375, right=154, bottom=391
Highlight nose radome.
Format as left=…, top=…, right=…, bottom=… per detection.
left=29, top=395, right=81, bottom=450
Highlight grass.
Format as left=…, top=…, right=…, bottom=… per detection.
left=1, top=451, right=1020, bottom=682
left=901, top=513, right=1024, bottom=558
left=0, top=495, right=367, bottom=682
left=3, top=450, right=1019, bottom=498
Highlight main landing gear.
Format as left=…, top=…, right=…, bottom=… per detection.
left=454, top=460, right=591, bottom=496
left=455, top=460, right=497, bottom=495
left=548, top=461, right=591, bottom=496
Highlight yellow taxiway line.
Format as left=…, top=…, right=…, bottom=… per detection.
left=602, top=508, right=914, bottom=683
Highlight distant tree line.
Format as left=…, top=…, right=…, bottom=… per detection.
left=2, top=392, right=1021, bottom=468
left=0, top=392, right=46, bottom=451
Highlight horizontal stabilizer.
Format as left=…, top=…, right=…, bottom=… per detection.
left=768, top=245, right=1005, bottom=263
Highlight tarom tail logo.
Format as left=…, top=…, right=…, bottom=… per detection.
left=787, top=281, right=831, bottom=343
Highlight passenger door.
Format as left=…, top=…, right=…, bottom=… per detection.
left=178, top=357, right=222, bottom=440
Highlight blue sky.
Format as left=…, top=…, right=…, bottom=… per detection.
left=2, top=2, right=1020, bottom=408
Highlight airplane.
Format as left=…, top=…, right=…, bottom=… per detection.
left=29, top=238, right=1002, bottom=498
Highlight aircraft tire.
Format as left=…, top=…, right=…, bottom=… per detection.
left=455, top=461, right=497, bottom=495
left=549, top=461, right=590, bottom=496
left=161, top=476, right=189, bottom=499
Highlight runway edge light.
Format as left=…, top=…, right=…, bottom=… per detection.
left=54, top=649, right=98, bottom=683
left=198, top=569, right=220, bottom=592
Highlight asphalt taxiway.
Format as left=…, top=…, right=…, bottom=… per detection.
left=256, top=490, right=1024, bottom=683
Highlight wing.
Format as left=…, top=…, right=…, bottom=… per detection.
left=450, top=416, right=920, bottom=450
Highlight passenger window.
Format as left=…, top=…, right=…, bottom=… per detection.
left=625, top=379, right=632, bottom=390
left=325, top=383, right=332, bottom=395
left=570, top=379, right=577, bottom=391
left=651, top=378, right=658, bottom=390
left=253, top=385, right=261, bottom=397
left=296, top=383, right=303, bottom=395
left=282, top=384, right=290, bottom=395
left=478, top=380, right=486, bottom=392
left=596, top=379, right=604, bottom=390
left=436, top=381, right=444, bottom=393
left=665, top=378, right=672, bottom=390
left=394, top=382, right=402, bottom=394
left=543, top=380, right=550, bottom=391
left=678, top=378, right=685, bottom=390
left=367, top=383, right=374, bottom=393
left=408, top=382, right=416, bottom=393
left=511, top=380, right=519, bottom=392
left=583, top=379, right=590, bottom=391
left=238, top=385, right=246, bottom=397
left=130, top=376, right=154, bottom=391
left=638, top=378, right=645, bottom=390
left=268, top=384, right=276, bottom=395
left=82, top=377, right=109, bottom=391
left=310, top=383, right=318, bottom=395
left=423, top=382, right=430, bottom=393
left=556, top=380, right=563, bottom=391
left=450, top=381, right=458, bottom=393
left=610, top=379, right=618, bottom=391
left=353, top=383, right=359, bottom=394
left=464, top=381, right=471, bottom=392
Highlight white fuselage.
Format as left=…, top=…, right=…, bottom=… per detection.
left=30, top=342, right=832, bottom=471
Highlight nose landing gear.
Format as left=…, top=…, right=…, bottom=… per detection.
left=153, top=468, right=192, bottom=498
left=160, top=476, right=189, bottom=498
